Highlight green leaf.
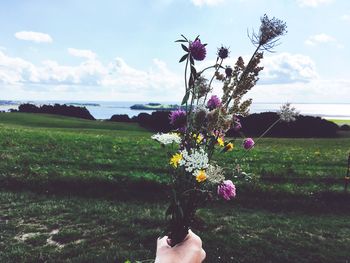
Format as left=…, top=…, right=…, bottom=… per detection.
left=179, top=54, right=188, bottom=63
left=181, top=91, right=190, bottom=105
left=181, top=44, right=189, bottom=52
left=181, top=34, right=188, bottom=41
left=175, top=39, right=187, bottom=43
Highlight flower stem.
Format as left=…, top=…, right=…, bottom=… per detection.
left=240, top=117, right=281, bottom=159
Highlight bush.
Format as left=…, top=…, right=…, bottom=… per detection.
left=17, top=103, right=95, bottom=120
left=226, top=112, right=338, bottom=138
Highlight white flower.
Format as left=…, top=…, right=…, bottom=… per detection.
left=151, top=133, right=181, bottom=145
left=179, top=148, right=209, bottom=173
left=206, top=164, right=225, bottom=184
left=277, top=103, right=299, bottom=122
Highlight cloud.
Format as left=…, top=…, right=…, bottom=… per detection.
left=259, top=53, right=318, bottom=84
left=341, top=14, right=350, bottom=21
left=249, top=79, right=350, bottom=104
left=0, top=50, right=182, bottom=101
left=191, top=0, right=225, bottom=6
left=68, top=48, right=97, bottom=60
left=296, top=0, right=333, bottom=7
left=305, top=33, right=337, bottom=46
left=14, top=31, right=53, bottom=43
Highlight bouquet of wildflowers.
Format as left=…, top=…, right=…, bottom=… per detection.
left=152, top=14, right=288, bottom=246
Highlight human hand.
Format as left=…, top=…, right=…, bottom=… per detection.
left=155, top=229, right=206, bottom=263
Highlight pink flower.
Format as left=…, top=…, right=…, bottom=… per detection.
left=189, top=39, right=206, bottom=61
left=243, top=138, right=254, bottom=150
left=169, top=110, right=186, bottom=129
left=217, top=180, right=236, bottom=200
left=207, top=95, right=222, bottom=110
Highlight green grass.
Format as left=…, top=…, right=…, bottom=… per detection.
left=1, top=191, right=349, bottom=263
left=328, top=119, right=350, bottom=125
left=1, top=112, right=350, bottom=262
left=0, top=112, right=349, bottom=196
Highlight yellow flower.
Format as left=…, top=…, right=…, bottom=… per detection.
left=195, top=170, right=207, bottom=183
left=225, top=142, right=234, bottom=151
left=170, top=153, right=182, bottom=168
left=193, top=133, right=203, bottom=144
left=217, top=137, right=224, bottom=147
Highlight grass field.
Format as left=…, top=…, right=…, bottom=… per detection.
left=0, top=112, right=350, bottom=262
left=328, top=119, right=350, bottom=126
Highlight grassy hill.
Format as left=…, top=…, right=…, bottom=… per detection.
left=0, top=112, right=350, bottom=262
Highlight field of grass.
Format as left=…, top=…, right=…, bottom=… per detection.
left=1, top=112, right=350, bottom=262
left=328, top=119, right=350, bottom=126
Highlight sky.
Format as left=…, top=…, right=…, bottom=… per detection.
left=0, top=0, right=349, bottom=103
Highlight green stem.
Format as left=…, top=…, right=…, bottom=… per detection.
left=240, top=118, right=281, bottom=160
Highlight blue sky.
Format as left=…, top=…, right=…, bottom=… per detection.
left=0, top=0, right=349, bottom=103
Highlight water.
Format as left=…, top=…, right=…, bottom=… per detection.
left=1, top=101, right=350, bottom=120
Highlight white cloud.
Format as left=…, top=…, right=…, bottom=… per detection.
left=249, top=79, right=350, bottom=104
left=0, top=50, right=182, bottom=101
left=305, top=33, right=337, bottom=46
left=68, top=48, right=97, bottom=60
left=259, top=52, right=318, bottom=84
left=296, top=0, right=333, bottom=7
left=14, top=31, right=53, bottom=43
left=191, top=0, right=225, bottom=6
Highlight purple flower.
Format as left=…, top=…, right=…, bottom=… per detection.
left=217, top=180, right=236, bottom=200
left=233, top=116, right=242, bottom=131
left=217, top=46, right=229, bottom=59
left=189, top=39, right=206, bottom=61
left=225, top=66, right=233, bottom=78
left=243, top=138, right=255, bottom=150
left=207, top=95, right=221, bottom=110
left=169, top=110, right=186, bottom=129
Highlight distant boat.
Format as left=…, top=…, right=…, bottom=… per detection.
left=130, top=103, right=185, bottom=111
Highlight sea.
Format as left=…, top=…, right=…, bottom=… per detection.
left=1, top=101, right=350, bottom=120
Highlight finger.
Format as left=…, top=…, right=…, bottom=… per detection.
left=157, top=236, right=170, bottom=249
left=200, top=249, right=206, bottom=261
left=188, top=229, right=202, bottom=247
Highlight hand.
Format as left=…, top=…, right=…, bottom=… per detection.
left=155, top=229, right=206, bottom=263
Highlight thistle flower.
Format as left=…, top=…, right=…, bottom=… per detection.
left=189, top=39, right=206, bottom=61
left=217, top=180, right=236, bottom=200
left=217, top=46, right=229, bottom=59
left=225, top=66, right=233, bottom=78
left=243, top=138, right=255, bottom=150
left=170, top=153, right=183, bottom=168
left=278, top=103, right=299, bottom=122
left=207, top=95, right=222, bottom=110
left=169, top=110, right=186, bottom=129
left=195, top=169, right=207, bottom=183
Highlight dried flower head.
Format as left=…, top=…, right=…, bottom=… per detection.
left=206, top=164, right=225, bottom=184
left=249, top=14, right=287, bottom=51
left=217, top=46, right=229, bottom=59
left=189, top=39, right=206, bottom=61
left=278, top=103, right=299, bottom=122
